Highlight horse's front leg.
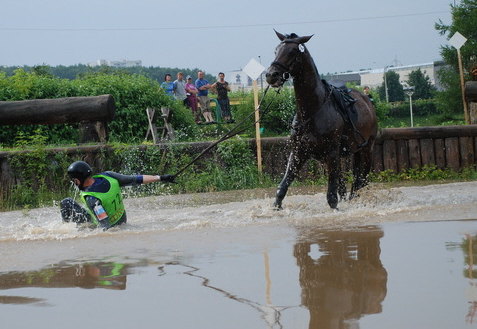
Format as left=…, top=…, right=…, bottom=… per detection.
left=326, top=153, right=342, bottom=209
left=274, top=151, right=306, bottom=210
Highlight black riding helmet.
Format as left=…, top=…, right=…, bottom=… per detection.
left=67, top=161, right=93, bottom=190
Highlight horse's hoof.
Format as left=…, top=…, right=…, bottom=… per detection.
left=272, top=202, right=283, bottom=211
left=328, top=198, right=338, bottom=209
left=349, top=192, right=359, bottom=200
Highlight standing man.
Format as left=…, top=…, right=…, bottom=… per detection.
left=212, top=72, right=234, bottom=123
left=173, top=72, right=188, bottom=106
left=60, top=161, right=175, bottom=230
left=195, top=71, right=215, bottom=124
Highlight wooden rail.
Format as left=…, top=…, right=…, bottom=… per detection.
left=373, top=125, right=477, bottom=172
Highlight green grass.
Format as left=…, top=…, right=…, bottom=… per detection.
left=378, top=113, right=465, bottom=128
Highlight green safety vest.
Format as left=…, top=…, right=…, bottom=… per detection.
left=80, top=174, right=125, bottom=227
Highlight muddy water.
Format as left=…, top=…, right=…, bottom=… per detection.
left=1, top=181, right=477, bottom=329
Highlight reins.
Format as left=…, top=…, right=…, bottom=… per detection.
left=173, top=85, right=277, bottom=177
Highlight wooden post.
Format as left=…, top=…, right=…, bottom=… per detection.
left=457, top=48, right=470, bottom=124
left=465, top=81, right=477, bottom=124
left=145, top=107, right=159, bottom=144
left=253, top=80, right=263, bottom=173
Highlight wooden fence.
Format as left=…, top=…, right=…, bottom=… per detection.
left=372, top=125, right=477, bottom=172
left=2, top=125, right=477, bottom=190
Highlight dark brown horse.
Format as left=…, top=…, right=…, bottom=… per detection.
left=266, top=31, right=377, bottom=209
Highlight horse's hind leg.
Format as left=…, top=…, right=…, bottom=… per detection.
left=274, top=151, right=306, bottom=209
left=350, top=149, right=372, bottom=199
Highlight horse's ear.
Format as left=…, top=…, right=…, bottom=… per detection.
left=297, top=35, right=314, bottom=44
left=274, top=29, right=286, bottom=41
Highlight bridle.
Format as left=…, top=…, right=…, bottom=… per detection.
left=270, top=39, right=305, bottom=82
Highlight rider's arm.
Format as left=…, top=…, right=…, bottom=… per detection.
left=104, top=171, right=143, bottom=187
left=104, top=171, right=170, bottom=186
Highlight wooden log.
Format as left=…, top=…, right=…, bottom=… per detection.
left=378, top=125, right=477, bottom=140
left=445, top=137, right=460, bottom=171
left=470, top=102, right=477, bottom=125
left=408, top=139, right=421, bottom=168
left=465, top=81, right=477, bottom=102
left=420, top=139, right=435, bottom=167
left=382, top=140, right=397, bottom=172
left=79, top=121, right=108, bottom=144
left=459, top=136, right=474, bottom=168
left=434, top=139, right=446, bottom=169
left=475, top=137, right=477, bottom=166
left=0, top=95, right=115, bottom=125
left=396, top=140, right=409, bottom=172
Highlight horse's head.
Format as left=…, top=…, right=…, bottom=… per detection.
left=266, top=30, right=313, bottom=88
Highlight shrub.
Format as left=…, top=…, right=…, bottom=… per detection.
left=0, top=70, right=199, bottom=146
left=231, top=87, right=296, bottom=136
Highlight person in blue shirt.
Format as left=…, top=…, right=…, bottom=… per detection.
left=195, top=70, right=215, bottom=123
left=160, top=73, right=174, bottom=97
left=60, top=161, right=175, bottom=230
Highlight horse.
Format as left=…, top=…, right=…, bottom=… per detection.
left=265, top=31, right=378, bottom=209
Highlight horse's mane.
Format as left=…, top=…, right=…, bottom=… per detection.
left=286, top=33, right=299, bottom=39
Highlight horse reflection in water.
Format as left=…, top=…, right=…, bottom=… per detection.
left=266, top=31, right=378, bottom=209
left=294, top=226, right=388, bottom=329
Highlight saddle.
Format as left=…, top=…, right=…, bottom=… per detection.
left=323, top=79, right=368, bottom=148
left=324, top=79, right=358, bottom=125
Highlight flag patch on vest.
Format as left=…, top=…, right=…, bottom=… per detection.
left=94, top=204, right=108, bottom=221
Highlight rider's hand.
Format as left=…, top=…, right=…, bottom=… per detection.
left=159, top=174, right=176, bottom=183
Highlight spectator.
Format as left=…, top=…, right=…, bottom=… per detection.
left=173, top=72, right=188, bottom=106
left=212, top=72, right=234, bottom=123
left=185, top=76, right=202, bottom=124
left=363, top=86, right=374, bottom=104
left=161, top=73, right=174, bottom=97
left=195, top=71, right=215, bottom=124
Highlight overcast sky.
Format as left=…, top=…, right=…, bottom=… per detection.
left=1, top=0, right=454, bottom=75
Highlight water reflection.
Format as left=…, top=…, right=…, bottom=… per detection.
left=0, top=261, right=134, bottom=305
left=163, top=261, right=291, bottom=329
left=294, top=226, right=388, bottom=329
left=462, top=234, right=477, bottom=324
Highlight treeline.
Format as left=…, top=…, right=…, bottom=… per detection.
left=0, top=64, right=215, bottom=83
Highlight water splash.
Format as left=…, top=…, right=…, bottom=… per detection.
left=1, top=181, right=477, bottom=241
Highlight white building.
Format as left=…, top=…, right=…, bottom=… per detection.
left=87, top=59, right=142, bottom=68
left=327, top=61, right=446, bottom=90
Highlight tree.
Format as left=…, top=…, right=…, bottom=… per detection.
left=406, top=68, right=436, bottom=100
left=435, top=0, right=477, bottom=114
left=378, top=70, right=404, bottom=102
